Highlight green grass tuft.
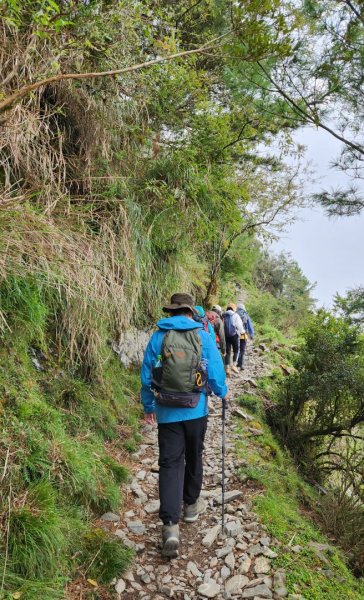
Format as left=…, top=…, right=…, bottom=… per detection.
left=9, top=480, right=67, bottom=579
left=238, top=393, right=263, bottom=417
left=79, top=528, right=133, bottom=584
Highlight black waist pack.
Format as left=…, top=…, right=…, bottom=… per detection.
left=154, top=391, right=201, bottom=408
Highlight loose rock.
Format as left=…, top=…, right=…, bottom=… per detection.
left=225, top=552, right=235, bottom=570
left=215, top=490, right=243, bottom=504
left=273, top=568, right=288, bottom=598
left=202, top=524, right=221, bottom=548
left=127, top=520, right=146, bottom=535
left=242, top=583, right=273, bottom=598
left=115, top=579, right=126, bottom=594
left=198, top=581, right=221, bottom=598
left=224, top=520, right=242, bottom=537
left=221, top=565, right=231, bottom=580
left=238, top=556, right=252, bottom=574
left=248, top=544, right=265, bottom=557
left=225, top=574, right=249, bottom=594
left=187, top=561, right=202, bottom=578
left=144, top=500, right=160, bottom=514
left=100, top=511, right=120, bottom=522
left=254, top=557, right=271, bottom=574
left=263, top=547, right=278, bottom=559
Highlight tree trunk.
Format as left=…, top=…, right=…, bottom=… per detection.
left=204, top=268, right=219, bottom=307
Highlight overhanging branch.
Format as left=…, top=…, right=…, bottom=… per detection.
left=0, top=32, right=231, bottom=115
left=254, top=57, right=364, bottom=156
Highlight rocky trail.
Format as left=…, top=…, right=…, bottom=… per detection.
left=102, top=345, right=296, bottom=600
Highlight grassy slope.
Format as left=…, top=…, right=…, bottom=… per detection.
left=234, top=350, right=364, bottom=599
left=0, top=325, right=141, bottom=599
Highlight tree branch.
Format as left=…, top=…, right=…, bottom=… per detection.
left=0, top=32, right=231, bottom=115
left=254, top=58, right=364, bottom=156
left=220, top=119, right=258, bottom=152
left=175, top=0, right=204, bottom=28
left=299, top=415, right=364, bottom=439
left=342, top=0, right=364, bottom=24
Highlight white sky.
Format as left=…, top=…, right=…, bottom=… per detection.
left=272, top=126, right=364, bottom=308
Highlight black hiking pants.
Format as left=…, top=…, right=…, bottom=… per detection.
left=237, top=338, right=247, bottom=368
left=158, top=416, right=208, bottom=525
left=225, top=333, right=239, bottom=366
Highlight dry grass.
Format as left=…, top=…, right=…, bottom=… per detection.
left=0, top=199, right=142, bottom=367
left=0, top=13, right=151, bottom=369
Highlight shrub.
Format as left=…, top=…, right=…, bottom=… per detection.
left=272, top=310, right=364, bottom=573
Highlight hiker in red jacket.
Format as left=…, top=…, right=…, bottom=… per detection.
left=207, top=305, right=226, bottom=356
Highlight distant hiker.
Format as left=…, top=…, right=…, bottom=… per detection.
left=194, top=305, right=217, bottom=343
left=236, top=303, right=254, bottom=370
left=223, top=302, right=244, bottom=375
left=140, top=293, right=228, bottom=558
left=207, top=304, right=226, bottom=356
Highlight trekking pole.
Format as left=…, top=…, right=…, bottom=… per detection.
left=221, top=396, right=226, bottom=534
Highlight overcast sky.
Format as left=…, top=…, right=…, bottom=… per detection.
left=272, top=126, right=364, bottom=308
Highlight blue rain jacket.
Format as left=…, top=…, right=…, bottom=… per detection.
left=194, top=305, right=217, bottom=343
left=140, top=315, right=228, bottom=423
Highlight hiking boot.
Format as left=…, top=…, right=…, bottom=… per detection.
left=184, top=497, right=207, bottom=522
left=226, top=366, right=231, bottom=376
left=231, top=364, right=240, bottom=374
left=161, top=523, right=179, bottom=558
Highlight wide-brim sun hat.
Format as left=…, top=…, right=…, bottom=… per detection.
left=212, top=304, right=222, bottom=313
left=162, top=292, right=198, bottom=315
left=226, top=302, right=237, bottom=311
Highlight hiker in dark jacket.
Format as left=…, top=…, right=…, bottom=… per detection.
left=223, top=303, right=244, bottom=375
left=210, top=304, right=226, bottom=355
left=236, top=303, right=254, bottom=370
left=141, top=293, right=228, bottom=558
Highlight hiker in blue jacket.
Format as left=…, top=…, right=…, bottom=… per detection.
left=141, top=292, right=228, bottom=558
left=236, top=303, right=254, bottom=370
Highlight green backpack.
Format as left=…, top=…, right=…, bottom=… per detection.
left=151, top=329, right=207, bottom=408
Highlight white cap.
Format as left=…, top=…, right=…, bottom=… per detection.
left=212, top=304, right=222, bottom=313
left=237, top=303, right=246, bottom=310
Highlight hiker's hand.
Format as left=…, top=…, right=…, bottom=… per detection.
left=222, top=391, right=230, bottom=409
left=144, top=412, right=156, bottom=425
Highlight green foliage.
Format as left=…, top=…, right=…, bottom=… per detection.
left=0, top=0, right=310, bottom=353
left=0, top=330, right=137, bottom=597
left=273, top=311, right=364, bottom=451
left=218, top=239, right=313, bottom=341
left=314, top=188, right=364, bottom=218
left=271, top=310, right=364, bottom=572
left=334, top=285, right=364, bottom=326
left=0, top=275, right=49, bottom=341
left=234, top=399, right=364, bottom=599
left=78, top=528, right=133, bottom=584
left=238, top=393, right=263, bottom=417
left=9, top=480, right=67, bottom=579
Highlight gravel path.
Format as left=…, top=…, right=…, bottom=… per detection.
left=106, top=344, right=293, bottom=599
